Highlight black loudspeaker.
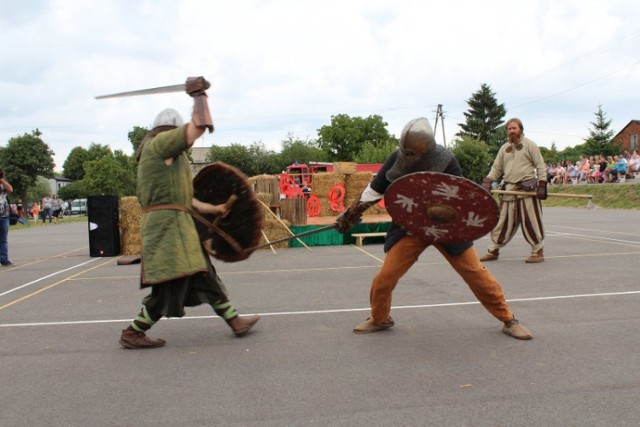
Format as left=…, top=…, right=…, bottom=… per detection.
left=88, top=195, right=121, bottom=257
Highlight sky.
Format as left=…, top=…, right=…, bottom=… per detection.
left=1, top=0, right=639, bottom=172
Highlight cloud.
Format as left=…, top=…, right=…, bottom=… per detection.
left=1, top=0, right=639, bottom=171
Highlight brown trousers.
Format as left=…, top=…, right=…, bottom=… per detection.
left=369, top=235, right=513, bottom=324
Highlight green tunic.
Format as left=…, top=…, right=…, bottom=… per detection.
left=137, top=126, right=207, bottom=285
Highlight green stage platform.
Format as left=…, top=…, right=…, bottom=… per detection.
left=289, top=222, right=391, bottom=247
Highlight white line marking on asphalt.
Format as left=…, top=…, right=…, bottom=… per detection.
left=1, top=289, right=638, bottom=328
left=0, top=258, right=100, bottom=297
left=546, top=231, right=640, bottom=247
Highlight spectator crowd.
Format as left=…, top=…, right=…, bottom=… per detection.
left=546, top=150, right=639, bottom=185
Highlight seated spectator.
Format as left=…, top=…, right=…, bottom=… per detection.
left=578, top=156, right=591, bottom=182
left=615, top=155, right=628, bottom=181
left=597, top=156, right=608, bottom=183
left=628, top=150, right=640, bottom=176
left=552, top=163, right=566, bottom=185
left=565, top=161, right=577, bottom=184
left=546, top=162, right=558, bottom=184
left=604, top=156, right=618, bottom=182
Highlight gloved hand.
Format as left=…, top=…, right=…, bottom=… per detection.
left=185, top=76, right=211, bottom=97
left=335, top=198, right=381, bottom=233
left=482, top=177, right=492, bottom=192
left=335, top=207, right=362, bottom=234
left=536, top=180, right=547, bottom=200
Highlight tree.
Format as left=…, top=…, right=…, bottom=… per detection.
left=206, top=142, right=282, bottom=177
left=450, top=136, right=493, bottom=183
left=278, top=134, right=328, bottom=169
left=248, top=142, right=281, bottom=175
left=207, top=143, right=257, bottom=176
left=582, top=104, right=617, bottom=157
left=0, top=129, right=55, bottom=204
left=128, top=126, right=149, bottom=154
left=57, top=180, right=84, bottom=201
left=317, top=114, right=394, bottom=161
left=458, top=83, right=507, bottom=154
left=353, top=139, right=397, bottom=163
left=62, top=143, right=113, bottom=181
left=542, top=142, right=559, bottom=163
left=82, top=153, right=129, bottom=196
left=62, top=147, right=91, bottom=180
left=113, top=149, right=137, bottom=196
left=26, top=178, right=52, bottom=206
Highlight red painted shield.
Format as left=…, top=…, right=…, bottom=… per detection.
left=384, top=172, right=498, bottom=244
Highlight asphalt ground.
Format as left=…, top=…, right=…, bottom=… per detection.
left=1, top=207, right=639, bottom=426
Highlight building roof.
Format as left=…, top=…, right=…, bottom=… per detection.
left=190, top=147, right=210, bottom=163
left=613, top=119, right=640, bottom=139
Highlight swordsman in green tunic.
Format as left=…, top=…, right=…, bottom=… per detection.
left=119, top=77, right=259, bottom=349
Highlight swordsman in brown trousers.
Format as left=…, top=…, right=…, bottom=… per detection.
left=335, top=117, right=532, bottom=339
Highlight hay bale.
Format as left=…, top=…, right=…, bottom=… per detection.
left=311, top=172, right=345, bottom=216
left=344, top=172, right=387, bottom=215
left=333, top=162, right=357, bottom=175
left=255, top=192, right=292, bottom=249
left=119, top=196, right=142, bottom=256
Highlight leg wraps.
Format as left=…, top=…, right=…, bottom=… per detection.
left=129, top=305, right=162, bottom=333
left=213, top=300, right=238, bottom=321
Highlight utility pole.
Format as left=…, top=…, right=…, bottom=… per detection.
left=432, top=104, right=447, bottom=147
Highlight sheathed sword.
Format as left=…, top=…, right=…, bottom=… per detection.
left=95, top=83, right=187, bottom=99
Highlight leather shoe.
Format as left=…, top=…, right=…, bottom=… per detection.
left=353, top=317, right=395, bottom=334
left=502, top=319, right=533, bottom=340
left=119, top=329, right=166, bottom=349
left=229, top=315, right=260, bottom=337
left=525, top=249, right=544, bottom=263
left=479, top=250, right=499, bottom=262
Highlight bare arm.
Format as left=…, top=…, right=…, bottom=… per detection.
left=0, top=178, right=12, bottom=193
left=191, top=198, right=227, bottom=217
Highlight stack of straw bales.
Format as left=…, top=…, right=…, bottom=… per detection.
left=255, top=192, right=291, bottom=249
left=344, top=172, right=387, bottom=215
left=310, top=172, right=345, bottom=216
left=332, top=162, right=358, bottom=175
left=119, top=196, right=142, bottom=255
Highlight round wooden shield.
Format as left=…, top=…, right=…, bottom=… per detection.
left=193, top=162, right=262, bottom=262
left=384, top=172, right=498, bottom=244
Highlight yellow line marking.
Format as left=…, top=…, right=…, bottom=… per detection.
left=0, top=257, right=115, bottom=311
left=0, top=246, right=88, bottom=271
left=350, top=244, right=384, bottom=263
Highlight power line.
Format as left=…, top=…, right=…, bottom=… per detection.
left=511, top=59, right=640, bottom=109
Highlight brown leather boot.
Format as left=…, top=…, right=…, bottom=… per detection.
left=119, top=329, right=166, bottom=349
left=525, top=249, right=544, bottom=263
left=502, top=318, right=533, bottom=340
left=479, top=249, right=499, bottom=262
left=353, top=317, right=395, bottom=334
left=228, top=315, right=260, bottom=337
